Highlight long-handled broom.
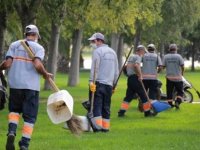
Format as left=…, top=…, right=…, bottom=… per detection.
left=21, top=40, right=83, bottom=135
left=140, top=80, right=171, bottom=113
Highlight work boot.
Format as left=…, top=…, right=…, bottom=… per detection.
left=18, top=140, right=29, bottom=150
left=101, top=129, right=109, bottom=133
left=6, top=133, right=15, bottom=150
left=168, top=102, right=175, bottom=108
left=118, top=110, right=125, bottom=117
left=19, top=146, right=28, bottom=150
left=175, top=100, right=181, bottom=109
left=144, top=110, right=156, bottom=117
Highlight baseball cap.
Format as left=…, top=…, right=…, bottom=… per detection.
left=25, top=24, right=41, bottom=39
left=88, top=32, right=104, bottom=41
left=169, top=44, right=177, bottom=50
left=147, top=44, right=156, bottom=51
left=136, top=45, right=146, bottom=51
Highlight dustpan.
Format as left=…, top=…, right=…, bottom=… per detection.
left=47, top=88, right=73, bottom=124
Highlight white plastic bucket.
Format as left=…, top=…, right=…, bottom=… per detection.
left=47, top=90, right=73, bottom=124
left=64, top=115, right=93, bottom=132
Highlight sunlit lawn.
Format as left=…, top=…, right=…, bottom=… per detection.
left=0, top=71, right=200, bottom=150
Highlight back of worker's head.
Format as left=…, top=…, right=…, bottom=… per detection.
left=169, top=44, right=177, bottom=52
left=25, top=24, right=41, bottom=39
left=147, top=44, right=156, bottom=52
left=135, top=45, right=146, bottom=56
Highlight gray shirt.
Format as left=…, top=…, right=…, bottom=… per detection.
left=142, top=52, right=162, bottom=80
left=163, top=52, right=184, bottom=81
left=126, top=54, right=142, bottom=76
left=90, top=44, right=119, bottom=86
left=6, top=39, right=44, bottom=91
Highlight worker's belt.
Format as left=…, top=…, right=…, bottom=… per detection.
left=95, top=81, right=112, bottom=88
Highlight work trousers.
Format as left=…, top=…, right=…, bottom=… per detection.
left=124, top=75, right=148, bottom=104
left=8, top=88, right=39, bottom=148
left=166, top=79, right=184, bottom=101
left=143, top=79, right=158, bottom=100
left=89, top=82, right=112, bottom=119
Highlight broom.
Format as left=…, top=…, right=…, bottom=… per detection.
left=140, top=80, right=171, bottom=113
left=21, top=40, right=83, bottom=135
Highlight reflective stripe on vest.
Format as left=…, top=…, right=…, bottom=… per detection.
left=142, top=74, right=157, bottom=79
left=167, top=75, right=182, bottom=81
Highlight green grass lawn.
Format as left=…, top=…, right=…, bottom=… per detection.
left=0, top=71, right=200, bottom=150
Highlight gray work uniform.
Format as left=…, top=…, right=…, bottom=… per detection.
left=126, top=54, right=142, bottom=76
left=6, top=39, right=45, bottom=148
left=142, top=52, right=162, bottom=80
left=163, top=51, right=184, bottom=103
left=118, top=54, right=151, bottom=115
left=89, top=44, right=119, bottom=131
left=163, top=53, right=184, bottom=81
left=142, top=52, right=162, bottom=99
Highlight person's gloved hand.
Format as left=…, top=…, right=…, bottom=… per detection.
left=90, top=82, right=96, bottom=92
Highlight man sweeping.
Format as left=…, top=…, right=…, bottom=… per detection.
left=0, top=24, right=52, bottom=150
left=118, top=45, right=156, bottom=117
left=163, top=44, right=184, bottom=109
left=88, top=32, right=119, bottom=132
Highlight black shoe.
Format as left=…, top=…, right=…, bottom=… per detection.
left=144, top=111, right=156, bottom=117
left=101, top=129, right=109, bottom=133
left=175, top=101, right=181, bottom=109
left=118, top=110, right=125, bottom=117
left=6, top=134, right=15, bottom=150
left=18, top=141, right=28, bottom=150
left=19, top=146, right=28, bottom=150
left=168, top=102, right=175, bottom=108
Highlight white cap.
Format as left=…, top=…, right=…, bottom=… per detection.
left=169, top=44, right=177, bottom=50
left=25, top=24, right=41, bottom=39
left=88, top=32, right=104, bottom=41
left=147, top=44, right=156, bottom=51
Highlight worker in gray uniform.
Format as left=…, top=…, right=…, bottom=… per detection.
left=118, top=45, right=156, bottom=117
left=88, top=32, right=119, bottom=132
left=142, top=44, right=162, bottom=100
left=163, top=44, right=184, bottom=109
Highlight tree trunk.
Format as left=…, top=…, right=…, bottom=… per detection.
left=117, top=35, right=124, bottom=69
left=191, top=43, right=195, bottom=72
left=133, top=28, right=141, bottom=51
left=111, top=33, right=120, bottom=52
left=68, top=29, right=83, bottom=86
left=44, top=21, right=60, bottom=90
left=159, top=42, right=165, bottom=59
left=133, top=20, right=142, bottom=51
left=14, top=0, right=43, bottom=33
left=0, top=9, right=7, bottom=60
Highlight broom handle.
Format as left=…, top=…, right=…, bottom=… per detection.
left=48, top=78, right=60, bottom=92
left=90, top=60, right=97, bottom=114
left=20, top=40, right=60, bottom=93
left=140, top=80, right=151, bottom=102
left=113, top=47, right=134, bottom=89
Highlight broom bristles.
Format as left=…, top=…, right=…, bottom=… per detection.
left=66, top=114, right=83, bottom=135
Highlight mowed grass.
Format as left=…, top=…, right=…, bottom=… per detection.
left=0, top=71, right=200, bottom=150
